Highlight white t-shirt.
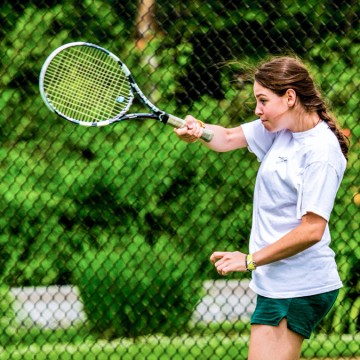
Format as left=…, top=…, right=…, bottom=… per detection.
left=241, top=119, right=346, bottom=298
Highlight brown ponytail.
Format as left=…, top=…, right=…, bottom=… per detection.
left=316, top=102, right=350, bottom=161
left=254, top=56, right=350, bottom=160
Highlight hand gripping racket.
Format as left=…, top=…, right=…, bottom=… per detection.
left=39, top=42, right=214, bottom=142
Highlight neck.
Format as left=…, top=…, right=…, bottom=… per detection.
left=289, top=109, right=321, bottom=132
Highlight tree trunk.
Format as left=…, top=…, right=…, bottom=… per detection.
left=136, top=0, right=156, bottom=50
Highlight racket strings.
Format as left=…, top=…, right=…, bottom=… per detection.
left=51, top=48, right=130, bottom=119
left=48, top=48, right=130, bottom=121
left=43, top=46, right=132, bottom=122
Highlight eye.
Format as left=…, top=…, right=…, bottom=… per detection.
left=259, top=99, right=267, bottom=105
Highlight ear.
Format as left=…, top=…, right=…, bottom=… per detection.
left=285, top=89, right=297, bottom=108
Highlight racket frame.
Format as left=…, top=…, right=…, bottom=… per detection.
left=39, top=42, right=213, bottom=141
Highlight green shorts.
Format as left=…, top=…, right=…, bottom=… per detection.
left=251, top=289, right=339, bottom=339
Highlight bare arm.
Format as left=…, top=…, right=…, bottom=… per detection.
left=210, top=212, right=327, bottom=275
left=174, top=115, right=248, bottom=152
left=252, top=212, right=327, bottom=266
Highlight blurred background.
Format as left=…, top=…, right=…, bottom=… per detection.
left=0, top=0, right=359, bottom=358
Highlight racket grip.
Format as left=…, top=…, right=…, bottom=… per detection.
left=166, top=114, right=214, bottom=142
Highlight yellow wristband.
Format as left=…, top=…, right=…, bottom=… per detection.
left=197, top=120, right=205, bottom=128
left=246, top=254, right=257, bottom=271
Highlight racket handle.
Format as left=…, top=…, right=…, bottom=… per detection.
left=166, top=114, right=214, bottom=142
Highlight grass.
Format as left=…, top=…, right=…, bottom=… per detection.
left=301, top=334, right=360, bottom=359
left=0, top=327, right=359, bottom=360
left=0, top=334, right=248, bottom=360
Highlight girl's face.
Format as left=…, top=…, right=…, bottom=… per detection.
left=253, top=81, right=291, bottom=132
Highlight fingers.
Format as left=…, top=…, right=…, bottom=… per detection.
left=210, top=251, right=246, bottom=275
left=210, top=251, right=227, bottom=264
left=174, top=115, right=204, bottom=142
left=212, top=252, right=231, bottom=276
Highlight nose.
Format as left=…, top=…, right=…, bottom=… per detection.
left=255, top=104, right=262, bottom=116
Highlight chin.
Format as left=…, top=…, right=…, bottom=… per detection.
left=262, top=121, right=275, bottom=132
left=263, top=120, right=285, bottom=133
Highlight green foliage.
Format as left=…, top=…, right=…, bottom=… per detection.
left=0, top=286, right=17, bottom=346
left=72, top=236, right=203, bottom=338
left=0, top=0, right=359, bottom=343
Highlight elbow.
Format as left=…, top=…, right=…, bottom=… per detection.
left=223, top=128, right=247, bottom=151
left=301, top=213, right=327, bottom=245
left=308, top=236, right=322, bottom=246
left=306, top=227, right=325, bottom=247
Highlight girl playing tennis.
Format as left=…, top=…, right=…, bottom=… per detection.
left=175, top=56, right=349, bottom=360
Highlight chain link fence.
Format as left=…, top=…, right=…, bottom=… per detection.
left=0, top=0, right=359, bottom=358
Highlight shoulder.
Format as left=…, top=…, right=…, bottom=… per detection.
left=241, top=119, right=271, bottom=137
left=241, top=119, right=278, bottom=161
left=302, top=123, right=346, bottom=173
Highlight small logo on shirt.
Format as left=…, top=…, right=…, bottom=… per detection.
left=276, top=156, right=288, bottom=163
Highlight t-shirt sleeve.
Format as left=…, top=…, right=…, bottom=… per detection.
left=297, top=161, right=344, bottom=222
left=241, top=119, right=277, bottom=161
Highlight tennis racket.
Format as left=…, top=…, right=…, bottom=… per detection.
left=39, top=42, right=214, bottom=142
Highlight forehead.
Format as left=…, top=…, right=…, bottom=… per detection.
left=253, top=81, right=273, bottom=97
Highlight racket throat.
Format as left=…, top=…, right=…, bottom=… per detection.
left=159, top=113, right=170, bottom=125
